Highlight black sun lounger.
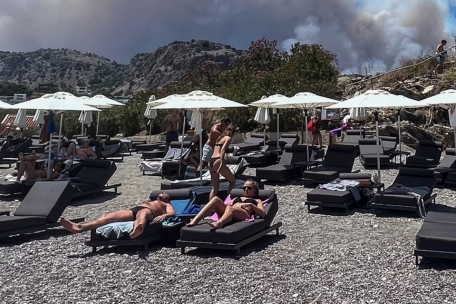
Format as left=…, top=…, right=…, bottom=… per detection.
left=71, top=159, right=121, bottom=197
left=358, top=138, right=392, bottom=169
left=379, top=136, right=398, bottom=155
left=303, top=144, right=358, bottom=186
left=100, top=140, right=124, bottom=161
left=429, top=148, right=456, bottom=186
left=256, top=144, right=321, bottom=182
left=85, top=188, right=196, bottom=252
left=230, top=133, right=267, bottom=155
left=305, top=173, right=372, bottom=213
left=405, top=140, right=443, bottom=168
left=0, top=181, right=83, bottom=239
left=371, top=167, right=437, bottom=216
left=414, top=211, right=456, bottom=265
left=177, top=188, right=282, bottom=254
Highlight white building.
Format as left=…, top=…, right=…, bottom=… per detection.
left=76, top=86, right=92, bottom=96
left=113, top=95, right=133, bottom=103
left=0, top=93, right=27, bottom=104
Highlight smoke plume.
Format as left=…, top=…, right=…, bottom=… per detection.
left=0, top=0, right=455, bottom=73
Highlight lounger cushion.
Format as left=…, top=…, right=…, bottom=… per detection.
left=256, top=164, right=294, bottom=181
left=304, top=166, right=340, bottom=181
left=0, top=216, right=47, bottom=232
left=445, top=171, right=456, bottom=182
left=424, top=211, right=456, bottom=224
left=180, top=219, right=266, bottom=243
left=374, top=192, right=430, bottom=207
left=307, top=188, right=353, bottom=204
left=406, top=156, right=439, bottom=167
left=0, top=181, right=22, bottom=194
left=416, top=221, right=456, bottom=252
left=13, top=181, right=74, bottom=223
left=242, top=153, right=277, bottom=165
left=76, top=160, right=117, bottom=188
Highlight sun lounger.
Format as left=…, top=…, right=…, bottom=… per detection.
left=405, top=140, right=443, bottom=168
left=84, top=188, right=197, bottom=252
left=372, top=167, right=437, bottom=217
left=70, top=159, right=121, bottom=197
left=140, top=141, right=191, bottom=176
left=358, top=138, right=392, bottom=168
left=303, top=144, right=358, bottom=185
left=136, top=142, right=165, bottom=153
left=230, top=133, right=267, bottom=155
left=305, top=173, right=373, bottom=212
left=160, top=158, right=249, bottom=189
left=429, top=148, right=456, bottom=186
left=414, top=211, right=456, bottom=265
left=0, top=181, right=84, bottom=239
left=177, top=188, right=282, bottom=254
left=100, top=140, right=124, bottom=161
left=256, top=144, right=322, bottom=182
left=380, top=136, right=398, bottom=155
left=340, top=130, right=364, bottom=155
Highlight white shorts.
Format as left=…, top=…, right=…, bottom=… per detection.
left=201, top=144, right=214, bottom=163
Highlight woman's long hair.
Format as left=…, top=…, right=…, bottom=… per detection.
left=246, top=179, right=260, bottom=198
left=216, top=125, right=237, bottom=144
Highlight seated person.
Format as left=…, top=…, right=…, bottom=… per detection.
left=65, top=138, right=97, bottom=159
left=44, top=137, right=70, bottom=159
left=60, top=192, right=176, bottom=239
left=186, top=179, right=266, bottom=229
left=0, top=135, right=14, bottom=155
left=16, top=151, right=63, bottom=181
left=181, top=133, right=205, bottom=172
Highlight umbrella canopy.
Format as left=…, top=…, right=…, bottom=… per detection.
left=349, top=91, right=367, bottom=120
left=0, top=100, right=13, bottom=109
left=14, top=109, right=27, bottom=128
left=189, top=109, right=203, bottom=134
left=11, top=92, right=100, bottom=111
left=91, top=95, right=125, bottom=106
left=79, top=96, right=112, bottom=109
left=327, top=90, right=427, bottom=109
left=47, top=111, right=58, bottom=134
left=79, top=111, right=93, bottom=126
left=33, top=109, right=45, bottom=125
left=254, top=107, right=271, bottom=124
left=147, top=94, right=185, bottom=106
left=422, top=89, right=456, bottom=106
left=249, top=95, right=289, bottom=108
left=272, top=92, right=339, bottom=109
left=152, top=91, right=247, bottom=110
left=144, top=104, right=158, bottom=120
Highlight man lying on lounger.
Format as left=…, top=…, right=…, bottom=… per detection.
left=60, top=192, right=176, bottom=238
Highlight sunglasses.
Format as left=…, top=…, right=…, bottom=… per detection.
left=243, top=186, right=252, bottom=191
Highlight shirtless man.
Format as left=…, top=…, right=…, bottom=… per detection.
left=16, top=151, right=62, bottom=181
left=434, top=39, right=447, bottom=74
left=60, top=192, right=176, bottom=239
left=163, top=109, right=182, bottom=149
left=65, top=138, right=97, bottom=159
left=198, top=117, right=232, bottom=172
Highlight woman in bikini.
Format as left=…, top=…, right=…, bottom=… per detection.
left=65, top=138, right=97, bottom=159
left=186, top=179, right=266, bottom=229
left=208, top=125, right=237, bottom=200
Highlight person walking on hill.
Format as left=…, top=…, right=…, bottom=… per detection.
left=434, top=39, right=447, bottom=75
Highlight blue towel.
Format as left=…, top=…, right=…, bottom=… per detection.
left=162, top=216, right=183, bottom=227
left=181, top=204, right=202, bottom=214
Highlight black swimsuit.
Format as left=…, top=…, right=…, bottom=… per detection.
left=130, top=206, right=155, bottom=220
left=232, top=197, right=258, bottom=217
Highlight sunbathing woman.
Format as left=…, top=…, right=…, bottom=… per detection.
left=65, top=138, right=97, bottom=159
left=16, top=151, right=63, bottom=181
left=186, top=179, right=266, bottom=229
left=208, top=125, right=238, bottom=200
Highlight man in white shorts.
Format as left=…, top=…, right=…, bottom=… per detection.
left=198, top=117, right=232, bottom=172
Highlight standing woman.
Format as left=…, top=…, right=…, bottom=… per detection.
left=209, top=125, right=238, bottom=200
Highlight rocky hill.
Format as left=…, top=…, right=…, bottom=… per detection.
left=0, top=40, right=243, bottom=94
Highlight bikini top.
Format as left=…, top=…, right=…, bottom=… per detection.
left=232, top=197, right=258, bottom=206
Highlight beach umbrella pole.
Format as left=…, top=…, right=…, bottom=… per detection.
left=276, top=110, right=280, bottom=150
left=374, top=111, right=381, bottom=183
left=304, top=109, right=309, bottom=162
left=48, top=133, right=52, bottom=178
left=57, top=113, right=63, bottom=156
left=397, top=109, right=402, bottom=153
left=96, top=111, right=100, bottom=136
left=149, top=120, right=152, bottom=143
left=178, top=111, right=186, bottom=178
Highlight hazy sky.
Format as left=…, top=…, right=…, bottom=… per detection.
left=1, top=0, right=456, bottom=73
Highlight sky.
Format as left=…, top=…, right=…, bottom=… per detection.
left=0, top=0, right=456, bottom=74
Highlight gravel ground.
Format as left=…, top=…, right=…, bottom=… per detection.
left=1, top=144, right=456, bottom=304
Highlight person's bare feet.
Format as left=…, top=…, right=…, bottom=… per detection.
left=130, top=223, right=144, bottom=239
left=60, top=217, right=82, bottom=233
left=208, top=221, right=222, bottom=229
left=186, top=220, right=198, bottom=227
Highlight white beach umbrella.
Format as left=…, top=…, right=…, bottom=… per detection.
left=145, top=95, right=159, bottom=143
left=78, top=111, right=93, bottom=136
left=11, top=92, right=100, bottom=177
left=14, top=109, right=27, bottom=138
left=254, top=107, right=271, bottom=145
left=250, top=95, right=289, bottom=149
left=327, top=90, right=428, bottom=182
left=422, top=89, right=456, bottom=145
left=33, top=109, right=45, bottom=125
left=189, top=109, right=203, bottom=135
left=80, top=95, right=120, bottom=136
left=272, top=92, right=339, bottom=161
